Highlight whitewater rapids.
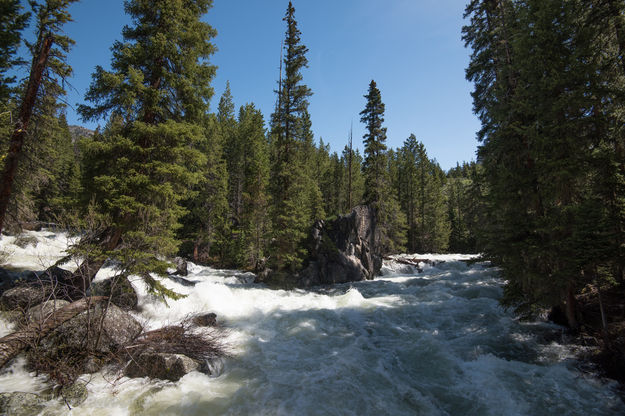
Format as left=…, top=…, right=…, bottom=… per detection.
left=0, top=232, right=624, bottom=415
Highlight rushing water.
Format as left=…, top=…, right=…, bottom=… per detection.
left=1, top=244, right=624, bottom=415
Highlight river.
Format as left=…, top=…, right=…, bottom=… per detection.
left=1, top=245, right=624, bottom=415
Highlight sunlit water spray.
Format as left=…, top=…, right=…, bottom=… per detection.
left=0, top=234, right=623, bottom=415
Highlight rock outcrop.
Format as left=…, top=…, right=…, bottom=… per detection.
left=297, top=205, right=382, bottom=287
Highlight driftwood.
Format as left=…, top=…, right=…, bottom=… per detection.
left=383, top=257, right=439, bottom=267
left=0, top=296, right=107, bottom=370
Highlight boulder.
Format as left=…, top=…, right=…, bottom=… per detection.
left=0, top=268, right=17, bottom=296
left=0, top=285, right=50, bottom=311
left=26, top=299, right=70, bottom=324
left=173, top=257, right=188, bottom=276
left=0, top=392, right=46, bottom=416
left=58, top=382, right=88, bottom=407
left=297, top=205, right=382, bottom=287
left=192, top=312, right=217, bottom=327
left=125, top=352, right=199, bottom=381
left=39, top=303, right=142, bottom=357
left=90, top=276, right=138, bottom=311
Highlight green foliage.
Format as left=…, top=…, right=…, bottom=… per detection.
left=0, top=0, right=78, bottom=230
left=464, top=0, right=625, bottom=325
left=397, top=135, right=450, bottom=253
left=360, top=80, right=406, bottom=254
left=360, top=80, right=388, bottom=205
left=77, top=0, right=217, bottom=295
left=0, top=0, right=29, bottom=101
left=268, top=2, right=322, bottom=272
left=238, top=104, right=271, bottom=270
left=445, top=162, right=482, bottom=253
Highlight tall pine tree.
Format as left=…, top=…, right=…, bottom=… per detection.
left=268, top=1, right=321, bottom=272
left=360, top=80, right=406, bottom=253
left=77, top=0, right=217, bottom=295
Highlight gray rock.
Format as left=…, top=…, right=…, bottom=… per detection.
left=58, top=382, right=88, bottom=407
left=0, top=285, right=50, bottom=311
left=235, top=272, right=256, bottom=284
left=40, top=303, right=142, bottom=356
left=192, top=313, right=217, bottom=327
left=173, top=257, right=188, bottom=276
left=125, top=353, right=199, bottom=381
left=90, top=276, right=138, bottom=311
left=25, top=299, right=70, bottom=324
left=297, top=205, right=382, bottom=287
left=0, top=392, right=46, bottom=416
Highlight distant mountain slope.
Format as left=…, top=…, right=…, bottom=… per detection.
left=68, top=125, right=94, bottom=143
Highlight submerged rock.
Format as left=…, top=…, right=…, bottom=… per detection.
left=0, top=392, right=46, bottom=416
left=297, top=205, right=382, bottom=287
left=125, top=352, right=199, bottom=381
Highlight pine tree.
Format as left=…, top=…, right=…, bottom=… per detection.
left=238, top=103, right=270, bottom=270
left=0, top=0, right=29, bottom=102
left=397, top=135, right=450, bottom=253
left=360, top=80, right=387, bottom=205
left=76, top=0, right=217, bottom=295
left=464, top=0, right=625, bottom=327
left=0, top=0, right=77, bottom=234
left=268, top=1, right=320, bottom=272
left=341, top=145, right=364, bottom=213
left=360, top=80, right=406, bottom=253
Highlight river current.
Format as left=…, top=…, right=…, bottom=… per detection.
left=0, top=239, right=624, bottom=415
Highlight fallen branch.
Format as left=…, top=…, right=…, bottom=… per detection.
left=0, top=296, right=107, bottom=370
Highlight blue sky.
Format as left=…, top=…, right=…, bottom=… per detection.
left=55, top=0, right=480, bottom=170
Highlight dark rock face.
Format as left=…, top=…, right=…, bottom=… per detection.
left=125, top=352, right=199, bottom=381
left=298, top=205, right=382, bottom=287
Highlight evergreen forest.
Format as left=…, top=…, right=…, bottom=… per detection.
left=1, top=0, right=624, bottom=360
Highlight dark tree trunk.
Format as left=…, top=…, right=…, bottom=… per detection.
left=565, top=285, right=579, bottom=332
left=0, top=34, right=54, bottom=234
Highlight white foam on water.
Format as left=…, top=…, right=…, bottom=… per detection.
left=0, top=234, right=623, bottom=415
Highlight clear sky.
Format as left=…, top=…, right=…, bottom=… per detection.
left=56, top=0, right=480, bottom=170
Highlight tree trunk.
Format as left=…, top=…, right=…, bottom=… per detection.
left=67, top=227, right=123, bottom=292
left=0, top=296, right=107, bottom=370
left=0, top=34, right=54, bottom=234
left=565, top=285, right=579, bottom=332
